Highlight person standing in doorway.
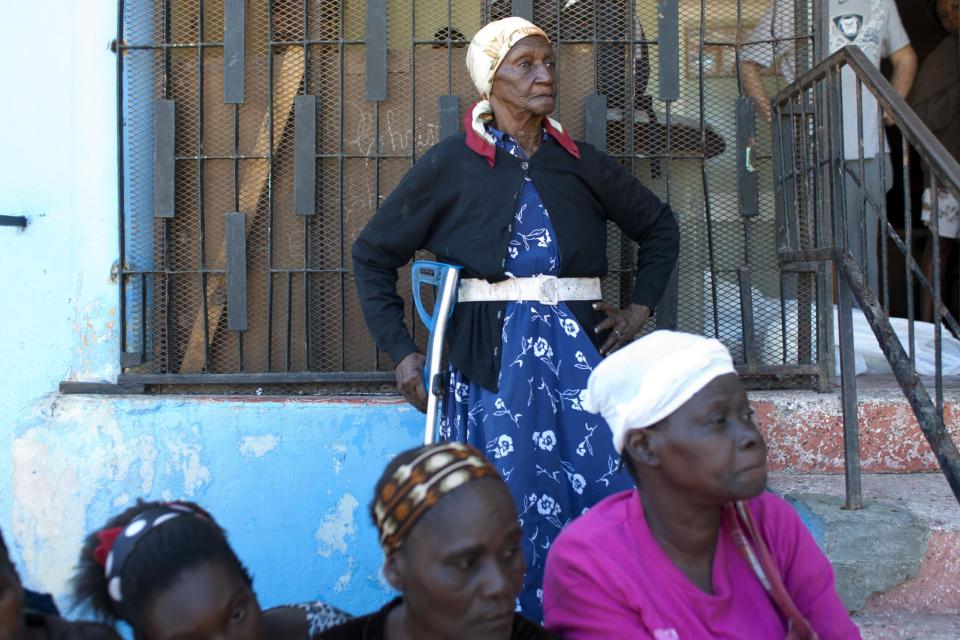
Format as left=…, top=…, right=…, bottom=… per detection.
left=913, top=0, right=960, bottom=322
left=741, top=0, right=918, bottom=301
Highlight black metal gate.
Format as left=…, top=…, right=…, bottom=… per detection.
left=116, top=0, right=824, bottom=390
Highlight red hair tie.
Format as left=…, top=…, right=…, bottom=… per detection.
left=93, top=527, right=122, bottom=567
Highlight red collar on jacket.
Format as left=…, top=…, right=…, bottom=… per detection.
left=463, top=106, right=580, bottom=167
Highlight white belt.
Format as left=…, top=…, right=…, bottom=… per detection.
left=458, top=276, right=602, bottom=305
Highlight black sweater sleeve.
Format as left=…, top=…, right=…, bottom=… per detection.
left=596, top=149, right=680, bottom=309
left=351, top=149, right=446, bottom=366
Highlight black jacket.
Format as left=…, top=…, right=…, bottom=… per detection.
left=317, top=597, right=560, bottom=640
left=352, top=132, right=680, bottom=390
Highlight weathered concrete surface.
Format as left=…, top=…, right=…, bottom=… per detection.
left=783, top=493, right=927, bottom=612
left=771, top=473, right=960, bottom=615
left=856, top=614, right=960, bottom=639
left=6, top=393, right=421, bottom=617
left=751, top=385, right=960, bottom=473
left=865, top=531, right=960, bottom=614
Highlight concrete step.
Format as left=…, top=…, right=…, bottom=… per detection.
left=751, top=376, right=960, bottom=473
left=769, top=472, right=960, bottom=616
left=855, top=614, right=960, bottom=639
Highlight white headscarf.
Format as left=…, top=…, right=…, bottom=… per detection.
left=582, top=331, right=737, bottom=453
left=464, top=17, right=566, bottom=150
left=466, top=17, right=549, bottom=99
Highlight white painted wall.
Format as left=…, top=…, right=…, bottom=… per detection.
left=0, top=0, right=421, bottom=621
left=0, top=0, right=120, bottom=522
left=0, top=0, right=120, bottom=405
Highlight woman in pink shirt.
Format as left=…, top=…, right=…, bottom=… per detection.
left=542, top=331, right=860, bottom=639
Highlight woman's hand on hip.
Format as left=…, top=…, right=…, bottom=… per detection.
left=396, top=352, right=428, bottom=413
left=594, top=302, right=652, bottom=356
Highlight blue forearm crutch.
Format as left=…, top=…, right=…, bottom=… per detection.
left=411, top=260, right=461, bottom=445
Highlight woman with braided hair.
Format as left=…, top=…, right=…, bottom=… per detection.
left=319, top=442, right=560, bottom=640
left=71, top=500, right=349, bottom=640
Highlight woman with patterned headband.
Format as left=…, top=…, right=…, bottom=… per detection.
left=542, top=331, right=860, bottom=639
left=319, top=442, right=560, bottom=640
left=71, top=500, right=349, bottom=639
left=352, top=15, right=679, bottom=618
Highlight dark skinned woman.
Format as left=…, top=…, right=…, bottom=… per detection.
left=352, top=16, right=679, bottom=619
left=319, top=442, right=559, bottom=640
left=542, top=331, right=860, bottom=639
left=0, top=528, right=119, bottom=640
left=72, top=501, right=349, bottom=640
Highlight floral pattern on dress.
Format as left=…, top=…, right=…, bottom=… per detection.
left=441, top=126, right=633, bottom=622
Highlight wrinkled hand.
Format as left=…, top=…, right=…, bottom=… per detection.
left=395, top=352, right=428, bottom=413
left=594, top=303, right=652, bottom=356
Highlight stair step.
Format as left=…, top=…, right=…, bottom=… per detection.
left=770, top=472, right=960, bottom=615
left=855, top=614, right=960, bottom=639
left=750, top=378, right=960, bottom=473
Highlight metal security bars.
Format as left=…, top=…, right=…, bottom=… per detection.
left=116, top=0, right=822, bottom=389
left=773, top=46, right=960, bottom=506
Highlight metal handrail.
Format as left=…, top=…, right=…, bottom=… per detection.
left=775, top=46, right=960, bottom=198
left=772, top=45, right=960, bottom=507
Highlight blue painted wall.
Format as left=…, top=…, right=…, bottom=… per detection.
left=0, top=0, right=418, bottom=619
left=9, top=395, right=420, bottom=615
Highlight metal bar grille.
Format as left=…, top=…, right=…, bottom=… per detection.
left=119, top=0, right=821, bottom=389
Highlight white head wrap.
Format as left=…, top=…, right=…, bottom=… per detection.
left=582, top=330, right=737, bottom=453
left=464, top=18, right=565, bottom=151
left=466, top=17, right=549, bottom=99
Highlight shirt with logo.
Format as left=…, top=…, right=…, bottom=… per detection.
left=744, top=0, right=911, bottom=158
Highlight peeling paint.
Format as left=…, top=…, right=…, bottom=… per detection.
left=238, top=434, right=280, bottom=460
left=333, top=557, right=357, bottom=594
left=12, top=434, right=86, bottom=592
left=334, top=572, right=352, bottom=593
left=315, top=494, right=359, bottom=558
left=164, top=438, right=211, bottom=495
left=332, top=443, right=348, bottom=476
left=9, top=399, right=184, bottom=591
left=375, top=565, right=392, bottom=592
left=68, top=290, right=120, bottom=383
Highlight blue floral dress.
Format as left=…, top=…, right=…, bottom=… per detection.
left=441, top=126, right=634, bottom=621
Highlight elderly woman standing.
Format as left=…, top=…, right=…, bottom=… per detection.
left=542, top=331, right=860, bottom=639
left=352, top=17, right=679, bottom=617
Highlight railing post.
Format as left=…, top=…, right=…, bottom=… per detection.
left=837, top=265, right=863, bottom=510
left=815, top=69, right=838, bottom=393
left=825, top=64, right=864, bottom=509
